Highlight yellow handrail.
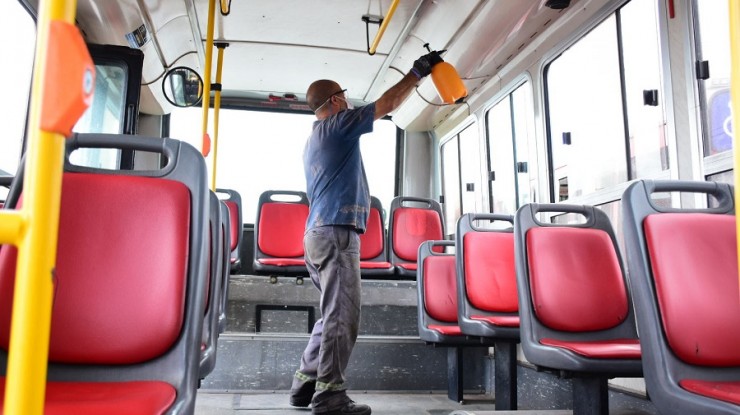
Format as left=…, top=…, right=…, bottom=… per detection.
left=2, top=0, right=93, bottom=413
left=200, top=0, right=217, bottom=156
left=729, top=0, right=740, bottom=298
left=210, top=43, right=228, bottom=191
left=368, top=0, right=400, bottom=55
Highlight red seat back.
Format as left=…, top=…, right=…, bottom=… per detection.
left=0, top=173, right=190, bottom=364
left=423, top=255, right=458, bottom=323
left=526, top=227, right=628, bottom=332
left=225, top=200, right=239, bottom=251
left=257, top=202, right=308, bottom=257
left=360, top=207, right=384, bottom=260
left=392, top=207, right=444, bottom=262
left=645, top=213, right=740, bottom=367
left=464, top=231, right=517, bottom=313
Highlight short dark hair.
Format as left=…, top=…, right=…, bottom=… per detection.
left=306, top=79, right=341, bottom=112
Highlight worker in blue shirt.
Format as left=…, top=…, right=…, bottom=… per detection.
left=290, top=51, right=439, bottom=415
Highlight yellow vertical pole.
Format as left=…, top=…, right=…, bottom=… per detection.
left=730, top=0, right=740, bottom=297
left=200, top=0, right=217, bottom=156
left=3, top=0, right=76, bottom=414
left=211, top=43, right=227, bottom=191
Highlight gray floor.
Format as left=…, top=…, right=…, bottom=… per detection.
left=194, top=391, right=572, bottom=415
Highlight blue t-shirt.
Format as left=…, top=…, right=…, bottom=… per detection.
left=303, top=103, right=376, bottom=233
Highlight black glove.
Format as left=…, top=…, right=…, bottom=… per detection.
left=411, top=50, right=444, bottom=79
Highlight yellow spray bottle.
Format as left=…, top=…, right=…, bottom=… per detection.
left=425, top=44, right=467, bottom=104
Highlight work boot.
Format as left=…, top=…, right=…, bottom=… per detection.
left=289, top=380, right=315, bottom=407
left=315, top=400, right=371, bottom=415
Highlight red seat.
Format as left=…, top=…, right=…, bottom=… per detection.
left=216, top=188, right=243, bottom=271
left=455, top=213, right=519, bottom=410
left=217, top=201, right=232, bottom=334
left=514, top=203, right=642, bottom=415
left=623, top=179, right=740, bottom=414
left=200, top=191, right=226, bottom=379
left=0, top=134, right=209, bottom=414
left=253, top=190, right=309, bottom=275
left=0, top=378, right=175, bottom=415
left=417, top=239, right=483, bottom=402
left=388, top=196, right=444, bottom=279
left=359, top=197, right=394, bottom=277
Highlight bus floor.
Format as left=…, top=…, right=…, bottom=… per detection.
left=194, top=390, right=654, bottom=415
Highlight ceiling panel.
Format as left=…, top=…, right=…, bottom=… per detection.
left=194, top=0, right=419, bottom=56
left=218, top=43, right=386, bottom=101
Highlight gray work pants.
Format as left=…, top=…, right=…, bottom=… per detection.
left=292, top=225, right=362, bottom=412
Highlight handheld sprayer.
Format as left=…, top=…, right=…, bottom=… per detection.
left=424, top=43, right=467, bottom=104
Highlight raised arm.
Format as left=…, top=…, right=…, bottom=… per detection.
left=373, top=51, right=440, bottom=120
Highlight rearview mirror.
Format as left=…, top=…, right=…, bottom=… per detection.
left=162, top=66, right=203, bottom=107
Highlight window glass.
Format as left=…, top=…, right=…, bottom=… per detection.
left=621, top=0, right=668, bottom=178
left=169, top=107, right=397, bottom=222
left=707, top=170, right=733, bottom=186
left=511, top=82, right=537, bottom=207
left=70, top=63, right=127, bottom=168
left=547, top=14, right=627, bottom=201
left=694, top=1, right=732, bottom=156
left=597, top=200, right=624, bottom=250
left=707, top=170, right=733, bottom=207
left=361, top=120, right=397, bottom=218
left=487, top=97, right=516, bottom=214
left=440, top=137, right=461, bottom=231
left=0, top=1, right=35, bottom=178
left=458, top=123, right=482, bottom=215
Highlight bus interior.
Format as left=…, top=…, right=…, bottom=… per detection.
left=0, top=0, right=739, bottom=414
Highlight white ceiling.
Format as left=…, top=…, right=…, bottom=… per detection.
left=41, top=0, right=584, bottom=129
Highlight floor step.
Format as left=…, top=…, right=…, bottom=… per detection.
left=200, top=333, right=489, bottom=393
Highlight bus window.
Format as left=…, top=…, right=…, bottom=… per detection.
left=547, top=14, right=627, bottom=201
left=360, top=119, right=398, bottom=222
left=440, top=135, right=461, bottom=231
left=69, top=63, right=128, bottom=169
left=486, top=82, right=536, bottom=214
left=458, top=122, right=482, bottom=215
left=546, top=0, right=665, bottom=202
left=0, top=1, right=35, bottom=180
left=169, top=107, right=397, bottom=223
left=694, top=0, right=733, bottom=180
left=620, top=0, right=667, bottom=178
left=511, top=83, right=537, bottom=207
left=487, top=96, right=516, bottom=214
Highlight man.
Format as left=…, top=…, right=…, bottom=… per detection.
left=290, top=52, right=440, bottom=415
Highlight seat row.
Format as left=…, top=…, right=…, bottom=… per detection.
left=0, top=134, right=241, bottom=414
left=253, top=192, right=445, bottom=279
left=417, top=180, right=740, bottom=415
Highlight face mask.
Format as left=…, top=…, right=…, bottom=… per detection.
left=341, top=96, right=354, bottom=110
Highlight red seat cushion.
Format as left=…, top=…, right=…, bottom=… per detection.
left=679, top=379, right=740, bottom=405
left=392, top=208, right=443, bottom=262
left=359, top=261, right=392, bottom=269
left=225, top=200, right=240, bottom=251
left=360, top=208, right=384, bottom=260
left=258, top=202, right=308, bottom=257
left=645, top=213, right=740, bottom=367
left=463, top=232, right=517, bottom=312
left=0, top=173, right=190, bottom=364
left=0, top=377, right=175, bottom=415
left=470, top=315, right=519, bottom=327
left=526, top=227, right=628, bottom=332
left=397, top=262, right=417, bottom=270
left=258, top=258, right=306, bottom=266
left=423, top=255, right=458, bottom=323
left=428, top=324, right=464, bottom=336
left=540, top=338, right=641, bottom=359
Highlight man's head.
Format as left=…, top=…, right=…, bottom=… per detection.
left=307, top=79, right=350, bottom=117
